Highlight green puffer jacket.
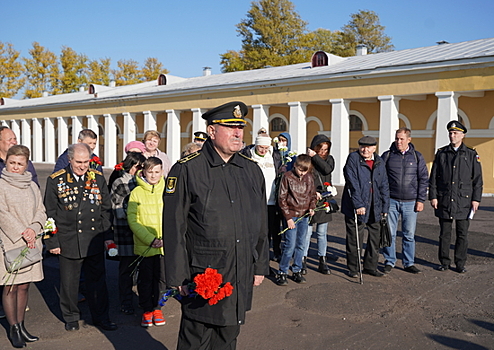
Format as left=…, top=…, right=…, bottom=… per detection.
left=127, top=170, right=165, bottom=256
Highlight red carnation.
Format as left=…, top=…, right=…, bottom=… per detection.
left=90, top=156, right=102, bottom=165
left=114, top=162, right=124, bottom=171
left=323, top=202, right=329, bottom=207
left=324, top=182, right=330, bottom=186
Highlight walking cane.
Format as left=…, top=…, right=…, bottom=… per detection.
left=354, top=210, right=364, bottom=285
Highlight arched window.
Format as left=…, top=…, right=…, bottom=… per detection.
left=311, top=51, right=328, bottom=67
left=270, top=117, right=287, bottom=132
left=349, top=115, right=363, bottom=131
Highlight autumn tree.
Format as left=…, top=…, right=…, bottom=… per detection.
left=221, top=0, right=311, bottom=72
left=87, top=58, right=112, bottom=86
left=337, top=10, right=394, bottom=55
left=0, top=42, right=25, bottom=98
left=23, top=42, right=60, bottom=98
left=59, top=46, right=89, bottom=93
left=142, top=57, right=168, bottom=81
left=113, top=59, right=144, bottom=86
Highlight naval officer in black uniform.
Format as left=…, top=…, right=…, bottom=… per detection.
left=44, top=143, right=117, bottom=331
left=163, top=101, right=269, bottom=350
left=429, top=120, right=483, bottom=273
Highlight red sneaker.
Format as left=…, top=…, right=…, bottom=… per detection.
left=153, top=309, right=166, bottom=326
left=141, top=311, right=153, bottom=327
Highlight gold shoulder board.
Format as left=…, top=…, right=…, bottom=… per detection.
left=50, top=169, right=66, bottom=179
left=238, top=153, right=255, bottom=162
left=178, top=152, right=200, bottom=163
left=92, top=169, right=103, bottom=176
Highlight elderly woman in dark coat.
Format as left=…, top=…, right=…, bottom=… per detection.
left=303, top=135, right=335, bottom=275
left=0, top=145, right=46, bottom=348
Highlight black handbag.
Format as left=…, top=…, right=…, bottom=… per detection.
left=380, top=215, right=392, bottom=248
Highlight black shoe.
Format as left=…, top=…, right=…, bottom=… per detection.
left=272, top=255, right=281, bottom=263
left=276, top=273, right=288, bottom=286
left=19, top=321, right=38, bottom=342
left=404, top=265, right=422, bottom=274
left=363, top=269, right=385, bottom=277
left=437, top=265, right=450, bottom=271
left=292, top=272, right=307, bottom=284
left=347, top=271, right=358, bottom=278
left=456, top=267, right=467, bottom=273
left=383, top=265, right=393, bottom=274
left=93, top=320, right=118, bottom=331
left=301, top=257, right=308, bottom=275
left=9, top=324, right=26, bottom=348
left=65, top=321, right=79, bottom=331
left=317, top=256, right=330, bottom=275
left=120, top=305, right=135, bottom=315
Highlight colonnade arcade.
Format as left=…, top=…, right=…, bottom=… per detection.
left=2, top=90, right=492, bottom=186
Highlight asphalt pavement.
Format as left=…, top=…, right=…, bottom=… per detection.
left=0, top=163, right=492, bottom=350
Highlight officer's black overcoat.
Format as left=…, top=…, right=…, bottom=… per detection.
left=429, top=143, right=483, bottom=219
left=163, top=139, right=269, bottom=326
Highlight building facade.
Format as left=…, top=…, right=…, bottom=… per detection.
left=1, top=38, right=494, bottom=192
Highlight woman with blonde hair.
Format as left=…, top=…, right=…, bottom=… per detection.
left=0, top=145, right=46, bottom=348
left=142, top=130, right=172, bottom=177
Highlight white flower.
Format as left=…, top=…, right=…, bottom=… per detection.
left=279, top=146, right=288, bottom=152
left=108, top=248, right=118, bottom=257
left=288, top=150, right=297, bottom=157
left=273, top=137, right=279, bottom=143
left=325, top=206, right=330, bottom=213
left=44, top=217, right=56, bottom=233
left=285, top=157, right=292, bottom=163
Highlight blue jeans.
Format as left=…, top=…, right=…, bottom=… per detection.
left=383, top=199, right=418, bottom=268
left=303, top=223, right=328, bottom=257
left=279, top=217, right=309, bottom=274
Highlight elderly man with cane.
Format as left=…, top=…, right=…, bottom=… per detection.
left=341, top=136, right=390, bottom=280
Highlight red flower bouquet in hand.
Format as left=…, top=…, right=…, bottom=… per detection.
left=90, top=155, right=102, bottom=169
left=159, top=268, right=234, bottom=307
left=194, top=268, right=234, bottom=305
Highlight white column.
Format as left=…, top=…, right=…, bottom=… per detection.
left=166, top=109, right=181, bottom=164
left=143, top=111, right=157, bottom=131
left=252, top=104, right=270, bottom=144
left=288, top=102, right=307, bottom=154
left=20, top=119, right=31, bottom=150
left=435, top=91, right=458, bottom=150
left=104, top=114, right=117, bottom=167
left=32, top=118, right=43, bottom=162
left=44, top=118, right=56, bottom=163
left=122, top=112, right=137, bottom=158
left=57, top=117, right=69, bottom=156
left=0, top=120, right=8, bottom=127
left=71, top=116, right=83, bottom=144
left=10, top=120, right=20, bottom=138
left=191, top=108, right=207, bottom=141
left=86, top=115, right=99, bottom=136
left=378, top=95, right=401, bottom=154
left=330, top=98, right=351, bottom=186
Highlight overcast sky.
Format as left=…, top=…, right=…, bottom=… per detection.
left=2, top=0, right=494, bottom=78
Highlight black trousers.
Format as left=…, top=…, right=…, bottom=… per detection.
left=438, top=218, right=470, bottom=268
left=118, top=255, right=136, bottom=307
left=345, top=215, right=381, bottom=273
left=59, top=252, right=110, bottom=323
left=268, top=205, right=282, bottom=257
left=137, top=255, right=163, bottom=312
left=177, top=316, right=240, bottom=350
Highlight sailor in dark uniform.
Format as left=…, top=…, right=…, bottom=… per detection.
left=429, top=120, right=483, bottom=273
left=44, top=143, right=117, bottom=331
left=163, top=102, right=269, bottom=350
left=193, top=131, right=208, bottom=147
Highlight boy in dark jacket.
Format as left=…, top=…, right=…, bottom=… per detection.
left=276, top=155, right=316, bottom=285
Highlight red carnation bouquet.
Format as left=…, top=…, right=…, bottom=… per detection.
left=159, top=268, right=234, bottom=307
left=114, top=162, right=124, bottom=171
left=90, top=155, right=102, bottom=169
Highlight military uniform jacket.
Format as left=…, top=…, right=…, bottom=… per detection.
left=429, top=143, right=483, bottom=219
left=163, top=138, right=269, bottom=326
left=44, top=166, right=112, bottom=259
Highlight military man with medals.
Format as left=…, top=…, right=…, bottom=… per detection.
left=163, top=101, right=269, bottom=349
left=429, top=120, right=483, bottom=273
left=44, top=143, right=117, bottom=332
